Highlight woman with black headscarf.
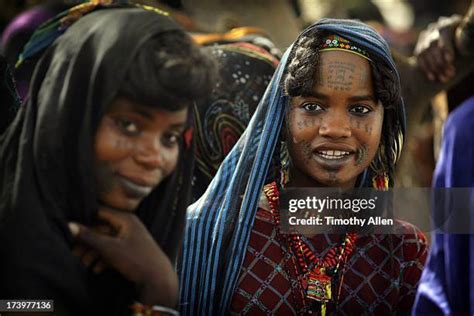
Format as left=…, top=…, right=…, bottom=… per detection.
left=0, top=2, right=215, bottom=315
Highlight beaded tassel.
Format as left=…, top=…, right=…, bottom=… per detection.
left=372, top=172, right=389, bottom=190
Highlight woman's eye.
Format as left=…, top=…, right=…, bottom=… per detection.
left=350, top=105, right=371, bottom=115
left=115, top=118, right=139, bottom=135
left=163, top=132, right=181, bottom=146
left=302, top=103, right=323, bottom=112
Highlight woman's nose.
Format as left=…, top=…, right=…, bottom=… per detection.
left=134, top=136, right=164, bottom=169
left=319, top=112, right=351, bottom=139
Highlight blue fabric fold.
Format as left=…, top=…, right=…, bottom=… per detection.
left=414, top=96, right=474, bottom=315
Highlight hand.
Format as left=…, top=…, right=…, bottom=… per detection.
left=72, top=224, right=113, bottom=274
left=68, top=208, right=178, bottom=307
left=414, top=15, right=462, bottom=82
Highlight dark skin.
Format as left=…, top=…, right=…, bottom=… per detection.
left=414, top=14, right=463, bottom=82
left=69, top=97, right=188, bottom=307
left=286, top=51, right=384, bottom=189
left=94, top=97, right=187, bottom=212
left=69, top=209, right=178, bottom=306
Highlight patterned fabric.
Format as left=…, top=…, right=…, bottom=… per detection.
left=179, top=19, right=407, bottom=315
left=231, top=190, right=428, bottom=315
left=193, top=42, right=277, bottom=200
left=192, top=27, right=282, bottom=60
left=230, top=206, right=308, bottom=315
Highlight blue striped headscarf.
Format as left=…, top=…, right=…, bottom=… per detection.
left=179, top=18, right=405, bottom=315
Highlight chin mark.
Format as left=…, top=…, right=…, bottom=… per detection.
left=328, top=171, right=338, bottom=183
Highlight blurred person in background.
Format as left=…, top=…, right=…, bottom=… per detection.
left=191, top=41, right=279, bottom=200
left=1, top=1, right=70, bottom=100
left=413, top=1, right=474, bottom=315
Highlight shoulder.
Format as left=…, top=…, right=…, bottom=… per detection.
left=435, top=95, right=474, bottom=187
left=444, top=96, right=474, bottom=135
left=256, top=182, right=277, bottom=222
left=391, top=220, right=428, bottom=262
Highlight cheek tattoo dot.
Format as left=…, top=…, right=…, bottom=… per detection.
left=297, top=121, right=305, bottom=130
left=364, top=124, right=373, bottom=135
left=297, top=118, right=318, bottom=130
left=114, top=139, right=133, bottom=150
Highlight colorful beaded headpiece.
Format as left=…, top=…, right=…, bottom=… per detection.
left=320, top=35, right=372, bottom=62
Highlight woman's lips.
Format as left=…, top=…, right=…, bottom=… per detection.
left=116, top=175, right=154, bottom=199
left=312, top=149, right=355, bottom=170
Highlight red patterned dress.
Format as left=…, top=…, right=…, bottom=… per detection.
left=230, top=186, right=428, bottom=315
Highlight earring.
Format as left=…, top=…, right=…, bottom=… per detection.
left=372, top=172, right=389, bottom=190
left=370, top=142, right=390, bottom=190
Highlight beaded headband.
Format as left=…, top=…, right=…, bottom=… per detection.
left=320, top=35, right=372, bottom=62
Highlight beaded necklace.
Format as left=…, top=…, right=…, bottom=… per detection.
left=264, top=182, right=357, bottom=316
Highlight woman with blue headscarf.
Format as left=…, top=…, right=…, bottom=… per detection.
left=179, top=19, right=428, bottom=315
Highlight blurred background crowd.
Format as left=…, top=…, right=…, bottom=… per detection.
left=0, top=1, right=473, bottom=314
left=1, top=0, right=472, bottom=191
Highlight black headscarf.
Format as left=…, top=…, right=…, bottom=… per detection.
left=0, top=54, right=20, bottom=133
left=0, top=5, right=194, bottom=316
